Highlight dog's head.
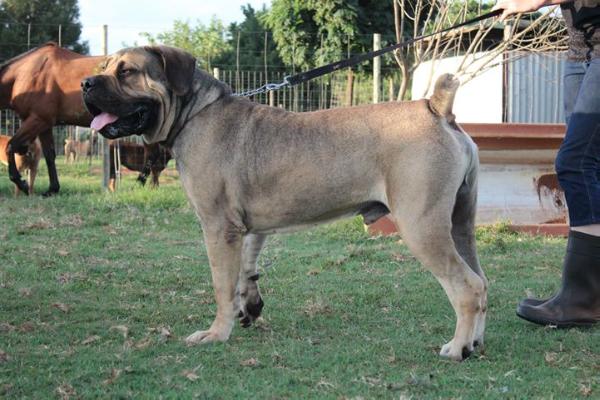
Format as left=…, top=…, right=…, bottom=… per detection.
left=82, top=45, right=201, bottom=143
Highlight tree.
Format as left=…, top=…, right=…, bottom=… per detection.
left=214, top=4, right=284, bottom=71
left=392, top=0, right=566, bottom=100
left=261, top=0, right=325, bottom=71
left=354, top=0, right=398, bottom=56
left=142, top=17, right=230, bottom=71
left=262, top=0, right=396, bottom=71
left=0, top=0, right=88, bottom=62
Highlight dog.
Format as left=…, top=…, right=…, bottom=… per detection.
left=82, top=46, right=486, bottom=361
left=0, top=134, right=41, bottom=195
left=64, top=139, right=91, bottom=163
left=108, top=141, right=172, bottom=191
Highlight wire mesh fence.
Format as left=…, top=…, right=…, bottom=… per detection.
left=0, top=109, right=144, bottom=159
left=0, top=66, right=393, bottom=161
left=219, top=68, right=397, bottom=111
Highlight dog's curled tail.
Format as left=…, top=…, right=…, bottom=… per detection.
left=429, top=73, right=460, bottom=123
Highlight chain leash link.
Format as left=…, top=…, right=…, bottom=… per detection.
left=233, top=77, right=291, bottom=97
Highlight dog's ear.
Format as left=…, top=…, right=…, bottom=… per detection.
left=144, top=45, right=196, bottom=97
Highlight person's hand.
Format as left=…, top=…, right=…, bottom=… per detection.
left=492, top=0, right=546, bottom=20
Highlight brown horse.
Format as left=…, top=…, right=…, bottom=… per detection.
left=0, top=42, right=105, bottom=196
left=108, top=141, right=172, bottom=192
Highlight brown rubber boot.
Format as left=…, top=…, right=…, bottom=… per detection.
left=517, top=230, right=600, bottom=327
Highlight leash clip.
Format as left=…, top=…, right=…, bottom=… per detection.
left=264, top=79, right=289, bottom=92
left=234, top=76, right=291, bottom=97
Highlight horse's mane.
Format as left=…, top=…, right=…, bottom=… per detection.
left=0, top=42, right=57, bottom=73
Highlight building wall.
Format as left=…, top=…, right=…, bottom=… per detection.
left=411, top=51, right=567, bottom=124
left=507, top=52, right=565, bottom=123
left=411, top=53, right=504, bottom=123
left=477, top=161, right=565, bottom=224
left=411, top=55, right=568, bottom=225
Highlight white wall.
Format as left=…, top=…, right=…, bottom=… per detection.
left=477, top=163, right=565, bottom=224
left=411, top=53, right=504, bottom=123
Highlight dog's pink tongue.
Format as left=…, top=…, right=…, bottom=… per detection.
left=90, top=112, right=118, bottom=131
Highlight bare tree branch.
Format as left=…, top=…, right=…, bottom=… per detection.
left=393, top=1, right=567, bottom=100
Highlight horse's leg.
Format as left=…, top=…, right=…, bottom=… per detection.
left=38, top=129, right=60, bottom=196
left=138, top=143, right=160, bottom=185
left=8, top=145, right=29, bottom=195
left=151, top=169, right=160, bottom=187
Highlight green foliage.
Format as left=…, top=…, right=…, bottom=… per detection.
left=352, top=0, right=397, bottom=55
left=446, top=0, right=494, bottom=22
left=261, top=0, right=397, bottom=71
left=261, top=0, right=359, bottom=70
left=141, top=5, right=284, bottom=72
left=310, top=1, right=358, bottom=66
left=140, top=2, right=398, bottom=74
left=215, top=4, right=284, bottom=71
left=142, top=17, right=230, bottom=71
left=0, top=0, right=88, bottom=62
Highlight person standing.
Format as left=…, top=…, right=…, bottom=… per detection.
left=493, top=0, right=600, bottom=326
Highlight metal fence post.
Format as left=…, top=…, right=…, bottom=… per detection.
left=373, top=33, right=381, bottom=104
left=101, top=24, right=111, bottom=191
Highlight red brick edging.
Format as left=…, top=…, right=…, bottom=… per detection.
left=366, top=217, right=569, bottom=238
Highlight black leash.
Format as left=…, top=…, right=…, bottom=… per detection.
left=234, top=8, right=502, bottom=97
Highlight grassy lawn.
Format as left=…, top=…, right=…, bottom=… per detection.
left=1, top=160, right=599, bottom=399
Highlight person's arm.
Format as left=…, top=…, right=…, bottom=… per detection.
left=492, top=0, right=574, bottom=20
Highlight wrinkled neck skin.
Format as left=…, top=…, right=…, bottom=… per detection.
left=151, top=69, right=230, bottom=147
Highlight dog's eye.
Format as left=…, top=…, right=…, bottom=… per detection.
left=119, top=68, right=137, bottom=77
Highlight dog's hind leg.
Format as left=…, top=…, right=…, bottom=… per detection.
left=390, top=200, right=485, bottom=362
left=7, top=116, right=48, bottom=194
left=185, top=224, right=244, bottom=345
left=238, top=233, right=266, bottom=328
left=451, top=165, right=487, bottom=352
left=28, top=166, right=37, bottom=196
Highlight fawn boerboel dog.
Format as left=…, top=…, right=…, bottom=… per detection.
left=82, top=46, right=486, bottom=361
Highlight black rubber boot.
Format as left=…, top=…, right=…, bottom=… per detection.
left=519, top=297, right=547, bottom=308
left=517, top=230, right=600, bottom=327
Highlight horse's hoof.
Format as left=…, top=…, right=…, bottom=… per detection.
left=42, top=188, right=59, bottom=197
left=15, top=180, right=30, bottom=195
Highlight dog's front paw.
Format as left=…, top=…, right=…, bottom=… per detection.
left=185, top=329, right=230, bottom=346
left=239, top=296, right=264, bottom=328
left=440, top=340, right=474, bottom=361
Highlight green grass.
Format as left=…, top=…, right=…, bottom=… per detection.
left=1, top=160, right=599, bottom=399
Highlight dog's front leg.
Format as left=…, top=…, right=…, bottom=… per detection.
left=185, top=227, right=243, bottom=345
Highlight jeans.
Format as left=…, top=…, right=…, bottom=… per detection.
left=555, top=58, right=600, bottom=226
